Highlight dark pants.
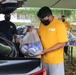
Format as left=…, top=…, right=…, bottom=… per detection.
left=64, top=46, right=68, bottom=55
left=14, top=43, right=24, bottom=57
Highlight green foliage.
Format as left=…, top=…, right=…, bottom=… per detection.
left=12, top=8, right=76, bottom=26
left=13, top=22, right=26, bottom=26
left=72, top=28, right=76, bottom=32
left=61, top=10, right=72, bottom=16
left=26, top=8, right=39, bottom=15
left=14, top=9, right=26, bottom=14
left=52, top=9, right=61, bottom=15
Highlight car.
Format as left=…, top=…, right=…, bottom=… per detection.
left=0, top=0, right=26, bottom=14
left=0, top=1, right=43, bottom=75
left=0, top=58, right=42, bottom=75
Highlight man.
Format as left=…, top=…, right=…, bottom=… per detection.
left=61, top=15, right=72, bottom=56
left=37, top=6, right=68, bottom=75
left=61, top=15, right=72, bottom=32
left=0, top=13, right=22, bottom=57
left=0, top=13, right=19, bottom=43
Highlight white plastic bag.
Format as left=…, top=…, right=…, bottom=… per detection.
left=20, top=26, right=43, bottom=56
left=66, top=31, right=76, bottom=45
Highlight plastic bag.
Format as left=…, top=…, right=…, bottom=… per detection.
left=0, top=43, right=12, bottom=56
left=20, top=26, right=43, bottom=56
left=66, top=31, right=76, bottom=45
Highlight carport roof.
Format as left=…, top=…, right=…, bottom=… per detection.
left=0, top=0, right=76, bottom=14
left=23, top=0, right=76, bottom=9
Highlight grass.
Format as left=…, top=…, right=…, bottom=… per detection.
left=64, top=46, right=76, bottom=75
left=72, top=47, right=76, bottom=57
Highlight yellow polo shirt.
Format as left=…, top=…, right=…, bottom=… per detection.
left=37, top=17, right=68, bottom=64
left=63, top=21, right=72, bottom=31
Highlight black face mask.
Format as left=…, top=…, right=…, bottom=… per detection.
left=41, top=19, right=50, bottom=26
left=62, top=19, right=65, bottom=22
left=5, top=17, right=10, bottom=21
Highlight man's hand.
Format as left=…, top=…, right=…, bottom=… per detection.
left=36, top=50, right=47, bottom=56
left=36, top=42, right=66, bottom=56
left=13, top=34, right=19, bottom=43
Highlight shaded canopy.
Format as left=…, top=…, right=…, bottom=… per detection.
left=23, top=0, right=76, bottom=9
left=0, top=0, right=76, bottom=14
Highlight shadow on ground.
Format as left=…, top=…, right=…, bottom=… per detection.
left=65, top=57, right=76, bottom=75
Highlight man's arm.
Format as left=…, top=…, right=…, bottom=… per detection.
left=67, top=22, right=72, bottom=32
left=12, top=22, right=19, bottom=43
left=37, top=42, right=66, bottom=55
left=13, top=34, right=19, bottom=43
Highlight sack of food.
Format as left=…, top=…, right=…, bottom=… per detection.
left=20, top=25, right=43, bottom=56
left=66, top=31, right=76, bottom=45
